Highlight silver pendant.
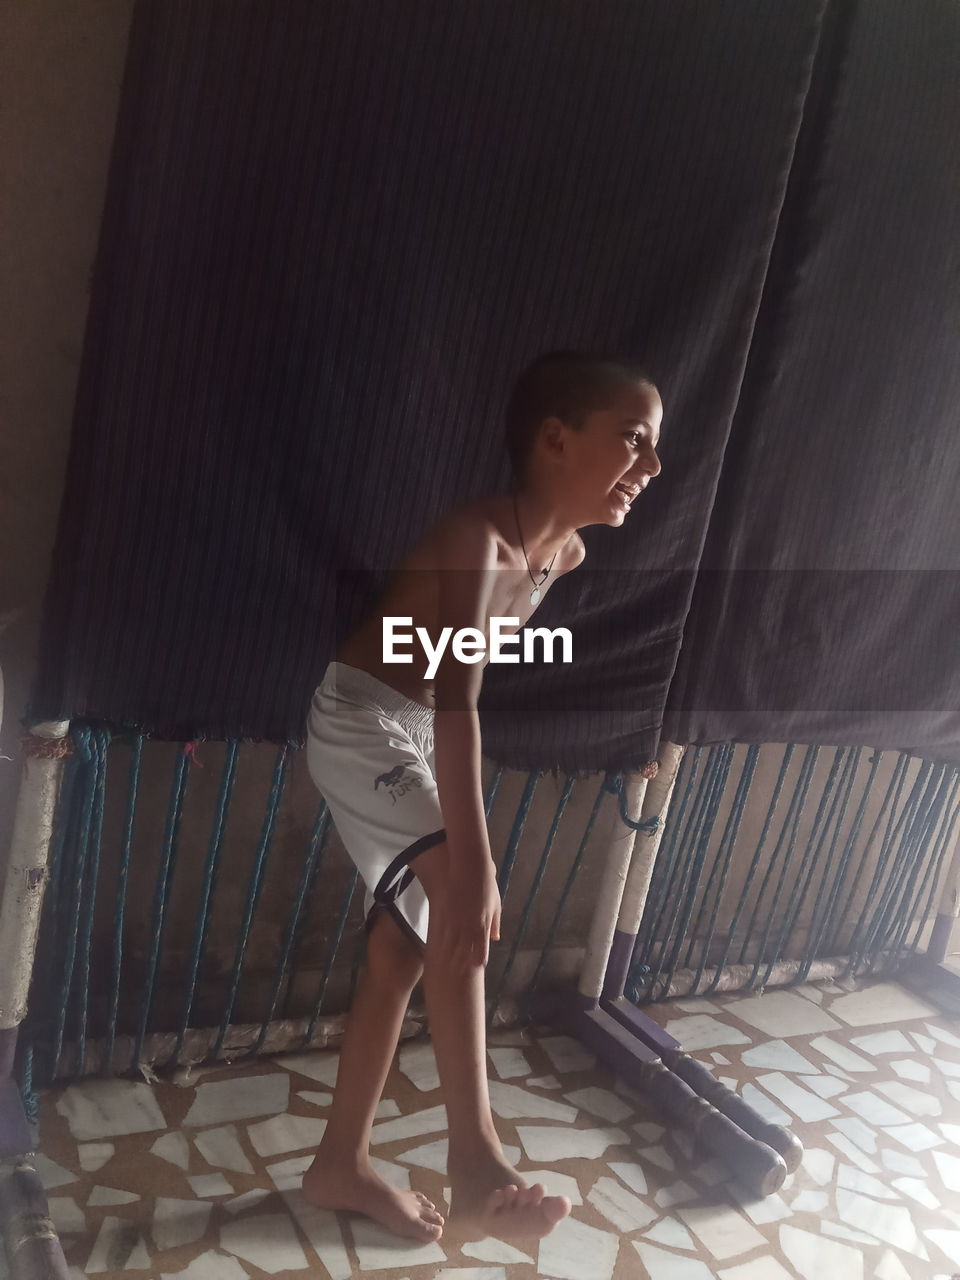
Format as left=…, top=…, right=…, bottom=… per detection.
left=529, top=586, right=541, bottom=605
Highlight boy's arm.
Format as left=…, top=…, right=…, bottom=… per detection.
left=431, top=516, right=501, bottom=963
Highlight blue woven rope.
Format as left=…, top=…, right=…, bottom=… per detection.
left=306, top=867, right=360, bottom=1044
left=104, top=733, right=143, bottom=1075
left=77, top=728, right=111, bottom=1074
left=496, top=771, right=541, bottom=898
left=214, top=744, right=291, bottom=1058
left=175, top=741, right=240, bottom=1060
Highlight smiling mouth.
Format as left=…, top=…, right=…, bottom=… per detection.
left=613, top=481, right=644, bottom=508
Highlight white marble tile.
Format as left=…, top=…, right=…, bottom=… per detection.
left=824, top=1063, right=855, bottom=1081
left=727, top=1182, right=792, bottom=1224
left=397, top=1138, right=448, bottom=1173
left=725, top=990, right=841, bottom=1037
left=633, top=1121, right=666, bottom=1142
left=924, top=1228, right=960, bottom=1268
left=718, top=1259, right=795, bottom=1280
left=800, top=1147, right=835, bottom=1186
left=518, top=1169, right=582, bottom=1204
left=890, top=1058, right=930, bottom=1083
left=461, top=1238, right=534, bottom=1264
left=488, top=1080, right=577, bottom=1122
left=674, top=998, right=723, bottom=1013
left=843, top=1090, right=911, bottom=1126
left=280, top=1192, right=352, bottom=1280
left=633, top=1241, right=715, bottom=1279
left=886, top=1122, right=944, bottom=1152
left=830, top=983, right=937, bottom=1027
left=831, top=1117, right=879, bottom=1154
left=825, top=1133, right=880, bottom=1173
left=195, top=1124, right=254, bottom=1173
left=881, top=1148, right=925, bottom=1177
left=376, top=1097, right=401, bottom=1118
left=159, top=1249, right=249, bottom=1280
left=537, top=1213, right=619, bottom=1280
left=57, top=1079, right=167, bottom=1140
left=795, top=983, right=826, bottom=1004
left=638, top=1143, right=676, bottom=1172
left=933, top=1149, right=960, bottom=1191
left=371, top=1104, right=447, bottom=1145
left=350, top=1216, right=446, bottom=1270
left=515, top=1124, right=626, bottom=1161
left=297, top=1089, right=333, bottom=1108
left=184, top=1073, right=289, bottom=1127
left=850, top=1030, right=913, bottom=1055
left=809, top=1036, right=875, bottom=1072
left=48, top=1197, right=86, bottom=1234
left=755, top=1072, right=840, bottom=1122
left=876, top=1079, right=941, bottom=1116
left=538, top=1035, right=597, bottom=1073
left=88, top=1184, right=139, bottom=1206
left=221, top=1211, right=309, bottom=1271
left=822, top=1221, right=876, bottom=1247
left=487, top=1047, right=531, bottom=1079
left=187, top=1173, right=235, bottom=1197
left=78, top=1141, right=114, bottom=1172
left=741, top=1040, right=819, bottom=1073
left=779, top=1223, right=864, bottom=1280
left=892, top=1176, right=940, bottom=1209
left=247, top=1111, right=326, bottom=1157
left=563, top=1085, right=632, bottom=1124
left=586, top=1175, right=657, bottom=1232
left=153, top=1196, right=212, bottom=1250
left=152, top=1130, right=191, bottom=1170
left=911, top=1032, right=937, bottom=1052
left=836, top=1163, right=897, bottom=1200
left=527, top=1074, right=561, bottom=1089
left=873, top=1249, right=913, bottom=1280
left=653, top=1179, right=698, bottom=1209
left=692, top=1157, right=728, bottom=1188
left=642, top=1218, right=696, bottom=1250
left=790, top=1190, right=828, bottom=1213
left=663, top=1015, right=751, bottom=1051
left=434, top=1269, right=505, bottom=1280
left=276, top=1051, right=340, bottom=1086
left=927, top=1022, right=960, bottom=1049
left=266, top=1154, right=312, bottom=1191
left=947, top=1080, right=960, bottom=1104
left=804, top=1074, right=847, bottom=1099
left=677, top=1202, right=767, bottom=1260
left=934, top=1057, right=960, bottom=1079
left=398, top=1041, right=440, bottom=1092
left=85, top=1216, right=152, bottom=1272
left=711, top=1052, right=731, bottom=1065
left=836, top=1189, right=922, bottom=1254
left=224, top=1189, right=270, bottom=1215
left=941, top=1122, right=960, bottom=1145
left=34, top=1154, right=77, bottom=1189
left=607, top=1160, right=647, bottom=1197
left=740, top=1083, right=791, bottom=1125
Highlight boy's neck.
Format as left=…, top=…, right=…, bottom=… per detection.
left=511, top=485, right=578, bottom=560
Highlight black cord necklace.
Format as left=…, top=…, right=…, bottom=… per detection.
left=513, top=492, right=558, bottom=605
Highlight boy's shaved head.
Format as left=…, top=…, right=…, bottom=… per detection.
left=504, top=350, right=655, bottom=482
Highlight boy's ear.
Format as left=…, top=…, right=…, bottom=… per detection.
left=540, top=415, right=567, bottom=457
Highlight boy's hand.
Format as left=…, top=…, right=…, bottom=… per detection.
left=439, top=859, right=502, bottom=969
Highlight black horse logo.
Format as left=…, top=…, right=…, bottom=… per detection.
left=374, top=763, right=417, bottom=790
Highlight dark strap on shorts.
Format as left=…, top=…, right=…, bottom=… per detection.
left=373, top=829, right=446, bottom=906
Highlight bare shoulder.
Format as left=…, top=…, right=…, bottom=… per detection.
left=426, top=499, right=501, bottom=569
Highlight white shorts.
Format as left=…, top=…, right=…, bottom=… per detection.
left=305, top=662, right=445, bottom=947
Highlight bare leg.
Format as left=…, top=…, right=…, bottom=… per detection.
left=301, top=909, right=444, bottom=1241
left=414, top=842, right=571, bottom=1241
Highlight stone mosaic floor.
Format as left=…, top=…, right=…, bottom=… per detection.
left=24, top=978, right=960, bottom=1279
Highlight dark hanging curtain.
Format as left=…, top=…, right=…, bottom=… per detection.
left=30, top=0, right=960, bottom=772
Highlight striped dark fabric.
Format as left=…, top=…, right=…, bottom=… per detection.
left=40, top=0, right=946, bottom=771
left=663, top=0, right=960, bottom=763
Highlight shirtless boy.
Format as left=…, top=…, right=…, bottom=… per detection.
left=304, top=350, right=663, bottom=1243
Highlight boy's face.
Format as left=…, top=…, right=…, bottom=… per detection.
left=546, top=382, right=663, bottom=527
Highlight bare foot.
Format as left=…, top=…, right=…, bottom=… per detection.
left=302, top=1157, right=444, bottom=1242
left=449, top=1156, right=571, bottom=1241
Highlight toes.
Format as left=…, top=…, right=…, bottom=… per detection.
left=415, top=1193, right=436, bottom=1209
